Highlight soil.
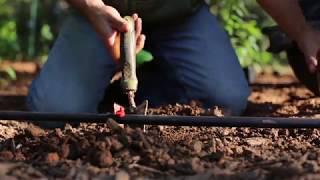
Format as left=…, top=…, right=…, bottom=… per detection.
left=1, top=70, right=320, bottom=179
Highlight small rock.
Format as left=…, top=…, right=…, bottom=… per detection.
left=193, top=141, right=202, bottom=154
left=210, top=140, right=217, bottom=153
left=25, top=126, right=45, bottom=137
left=14, top=152, right=25, bottom=161
left=111, top=138, right=124, bottom=152
left=245, top=137, right=270, bottom=146
left=45, top=152, right=60, bottom=163
left=162, top=153, right=171, bottom=161
left=191, top=157, right=204, bottom=173
left=232, top=146, right=243, bottom=154
left=213, top=107, right=224, bottom=117
left=93, top=150, right=113, bottom=168
left=55, top=128, right=63, bottom=137
left=168, top=159, right=175, bottom=166
left=132, top=156, right=140, bottom=162
left=115, top=171, right=129, bottom=180
left=271, top=129, right=279, bottom=139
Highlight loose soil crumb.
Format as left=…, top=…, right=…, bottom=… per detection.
left=0, top=71, right=320, bottom=179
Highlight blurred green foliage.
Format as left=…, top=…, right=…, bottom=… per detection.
left=210, top=0, right=274, bottom=67
left=0, top=0, right=65, bottom=61
left=0, top=0, right=276, bottom=68
left=0, top=0, right=19, bottom=60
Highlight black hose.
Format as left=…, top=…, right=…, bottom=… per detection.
left=0, top=111, right=320, bottom=128
left=0, top=111, right=116, bottom=123
left=121, top=115, right=320, bottom=128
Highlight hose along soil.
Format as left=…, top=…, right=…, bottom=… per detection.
left=1, top=72, right=320, bottom=179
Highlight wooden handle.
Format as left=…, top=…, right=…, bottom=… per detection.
left=120, top=16, right=138, bottom=92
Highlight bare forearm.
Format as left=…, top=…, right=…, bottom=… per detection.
left=65, top=0, right=105, bottom=17
left=258, top=0, right=311, bottom=41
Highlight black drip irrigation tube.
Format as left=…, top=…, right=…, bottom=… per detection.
left=123, top=115, right=320, bottom=128
left=0, top=111, right=320, bottom=128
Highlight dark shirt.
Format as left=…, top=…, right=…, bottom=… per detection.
left=103, top=0, right=204, bottom=25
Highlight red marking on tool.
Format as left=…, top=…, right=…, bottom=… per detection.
left=114, top=103, right=126, bottom=118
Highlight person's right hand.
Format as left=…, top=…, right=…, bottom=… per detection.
left=85, top=2, right=145, bottom=60
left=296, top=27, right=320, bottom=73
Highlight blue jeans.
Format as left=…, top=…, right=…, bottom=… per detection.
left=27, top=5, right=250, bottom=123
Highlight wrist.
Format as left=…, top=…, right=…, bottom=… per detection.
left=82, top=0, right=106, bottom=17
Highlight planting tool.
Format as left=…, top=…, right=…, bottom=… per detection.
left=111, top=16, right=150, bottom=114
left=120, top=16, right=138, bottom=112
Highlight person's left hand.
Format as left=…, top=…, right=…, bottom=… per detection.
left=296, top=27, right=320, bottom=73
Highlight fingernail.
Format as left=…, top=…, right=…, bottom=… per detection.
left=133, top=13, right=138, bottom=19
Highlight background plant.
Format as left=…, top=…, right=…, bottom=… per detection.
left=210, top=0, right=276, bottom=68
left=0, top=0, right=68, bottom=61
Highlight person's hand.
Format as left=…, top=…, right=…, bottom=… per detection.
left=296, top=27, right=320, bottom=73
left=85, top=3, right=145, bottom=60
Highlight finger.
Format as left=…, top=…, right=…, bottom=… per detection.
left=136, top=34, right=146, bottom=53
left=99, top=24, right=115, bottom=48
left=306, top=56, right=318, bottom=73
left=101, top=25, right=119, bottom=60
left=132, top=13, right=138, bottom=21
left=106, top=9, right=128, bottom=32
left=109, top=17, right=128, bottom=32
left=135, top=18, right=142, bottom=39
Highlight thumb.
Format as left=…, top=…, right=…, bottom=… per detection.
left=107, top=12, right=128, bottom=32
left=305, top=54, right=318, bottom=73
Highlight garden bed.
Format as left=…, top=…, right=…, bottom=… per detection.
left=0, top=71, right=320, bottom=179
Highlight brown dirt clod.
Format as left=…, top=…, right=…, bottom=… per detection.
left=91, top=150, right=113, bottom=168
left=44, top=152, right=60, bottom=163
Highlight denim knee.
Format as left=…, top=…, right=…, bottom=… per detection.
left=202, top=83, right=250, bottom=116
left=27, top=82, right=97, bottom=113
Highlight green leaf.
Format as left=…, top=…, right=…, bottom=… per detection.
left=5, top=66, right=16, bottom=80
left=136, top=50, right=153, bottom=65
left=41, top=24, right=53, bottom=41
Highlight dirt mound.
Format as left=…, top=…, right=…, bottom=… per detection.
left=148, top=101, right=224, bottom=116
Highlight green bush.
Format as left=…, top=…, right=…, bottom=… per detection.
left=210, top=0, right=273, bottom=67
left=0, top=0, right=58, bottom=61
left=0, top=0, right=19, bottom=60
